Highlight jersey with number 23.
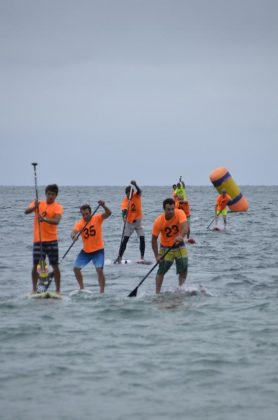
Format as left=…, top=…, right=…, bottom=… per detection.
left=152, top=209, right=187, bottom=247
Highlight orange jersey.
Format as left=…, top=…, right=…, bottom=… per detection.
left=216, top=194, right=231, bottom=211
left=121, top=192, right=142, bottom=223
left=152, top=209, right=187, bottom=247
left=74, top=214, right=105, bottom=253
left=29, top=200, right=63, bottom=242
left=175, top=199, right=191, bottom=217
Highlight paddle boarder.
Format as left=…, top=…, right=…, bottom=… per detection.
left=215, top=189, right=232, bottom=227
left=114, top=180, right=146, bottom=264
left=151, top=198, right=189, bottom=294
left=71, top=201, right=111, bottom=292
left=173, top=176, right=187, bottom=200
left=24, top=184, right=63, bottom=294
left=174, top=194, right=191, bottom=239
left=172, top=184, right=177, bottom=198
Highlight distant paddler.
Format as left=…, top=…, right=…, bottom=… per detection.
left=173, top=176, right=187, bottom=200
left=114, top=180, right=146, bottom=264
left=174, top=194, right=192, bottom=241
left=172, top=184, right=177, bottom=198
left=215, top=189, right=232, bottom=228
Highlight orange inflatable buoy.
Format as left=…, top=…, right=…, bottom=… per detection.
left=209, top=167, right=249, bottom=212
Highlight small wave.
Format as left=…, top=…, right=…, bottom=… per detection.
left=68, top=289, right=94, bottom=298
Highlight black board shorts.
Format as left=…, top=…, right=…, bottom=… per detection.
left=33, top=241, right=59, bottom=266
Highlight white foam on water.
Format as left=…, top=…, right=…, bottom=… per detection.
left=68, top=289, right=94, bottom=297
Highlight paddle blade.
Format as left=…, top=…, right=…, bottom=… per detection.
left=128, top=287, right=138, bottom=297
left=187, top=238, right=196, bottom=244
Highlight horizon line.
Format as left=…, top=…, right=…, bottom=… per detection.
left=1, top=184, right=277, bottom=188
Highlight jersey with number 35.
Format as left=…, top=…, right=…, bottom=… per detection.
left=74, top=214, right=104, bottom=253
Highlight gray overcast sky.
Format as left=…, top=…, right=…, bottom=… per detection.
left=1, top=0, right=277, bottom=186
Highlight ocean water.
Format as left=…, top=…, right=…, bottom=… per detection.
left=0, top=185, right=277, bottom=420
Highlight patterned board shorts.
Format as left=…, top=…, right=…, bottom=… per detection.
left=33, top=241, right=59, bottom=266
left=217, top=209, right=228, bottom=216
left=157, top=245, right=188, bottom=275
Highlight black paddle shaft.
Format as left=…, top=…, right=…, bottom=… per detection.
left=114, top=184, right=134, bottom=263
left=31, top=162, right=44, bottom=256
left=32, top=163, right=39, bottom=200
left=206, top=216, right=216, bottom=230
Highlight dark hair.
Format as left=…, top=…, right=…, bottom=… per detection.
left=172, top=184, right=177, bottom=189
left=45, top=184, right=59, bottom=195
left=163, top=198, right=175, bottom=209
left=80, top=204, right=91, bottom=213
left=125, top=186, right=132, bottom=195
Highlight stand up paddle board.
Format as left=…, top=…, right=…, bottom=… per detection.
left=135, top=260, right=152, bottom=265
left=105, top=259, right=152, bottom=266
left=29, top=291, right=62, bottom=299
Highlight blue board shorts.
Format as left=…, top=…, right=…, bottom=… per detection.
left=74, top=249, right=105, bottom=269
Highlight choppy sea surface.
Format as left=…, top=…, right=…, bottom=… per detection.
left=0, top=185, right=278, bottom=420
